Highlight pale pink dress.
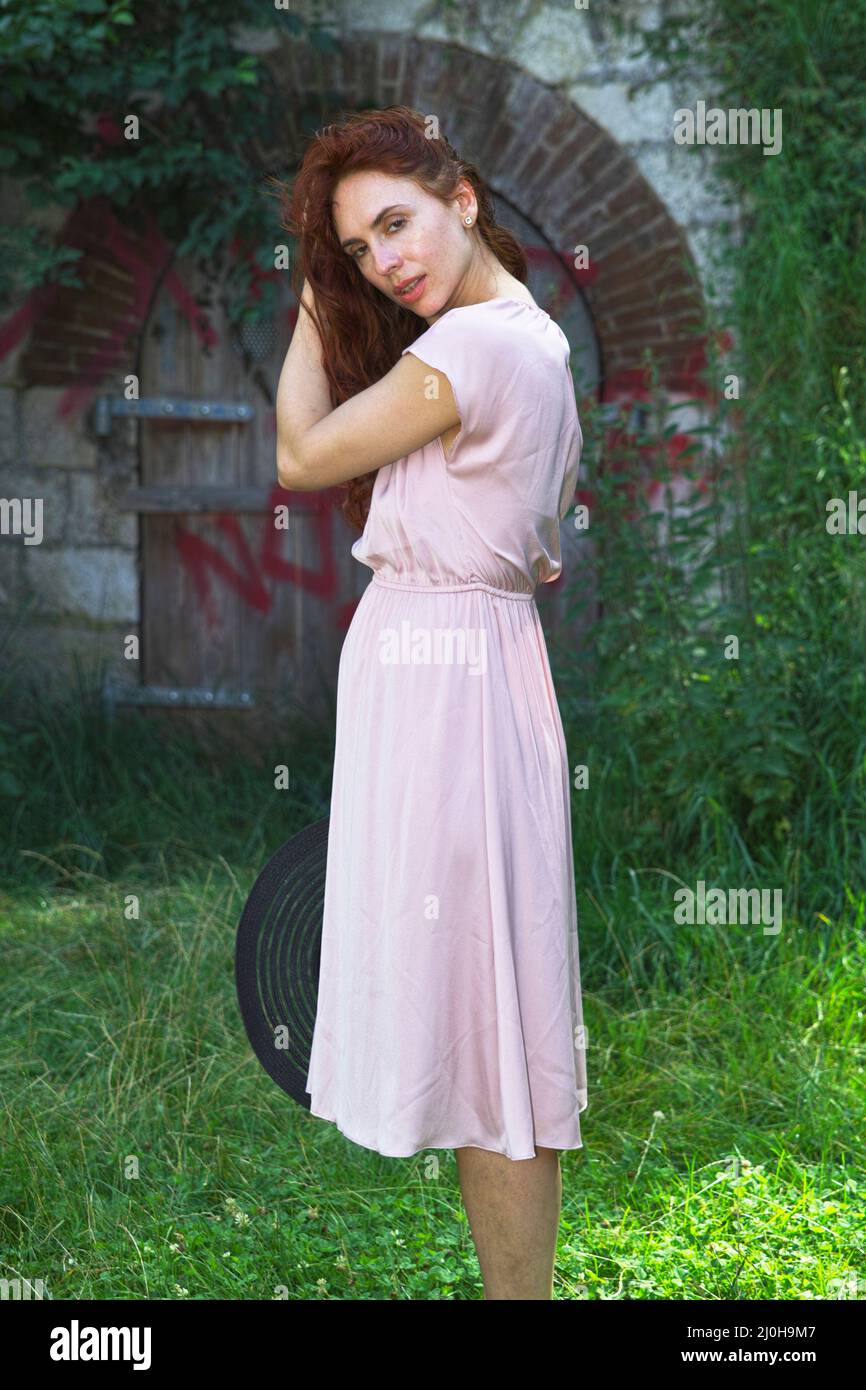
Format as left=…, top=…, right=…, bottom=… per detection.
left=305, top=297, right=588, bottom=1160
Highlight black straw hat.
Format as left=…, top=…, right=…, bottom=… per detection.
left=235, top=816, right=330, bottom=1110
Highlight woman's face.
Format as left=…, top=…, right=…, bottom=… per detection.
left=332, top=170, right=476, bottom=318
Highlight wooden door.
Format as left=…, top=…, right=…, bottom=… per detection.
left=121, top=252, right=367, bottom=733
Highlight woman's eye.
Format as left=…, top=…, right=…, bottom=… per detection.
left=351, top=217, right=406, bottom=260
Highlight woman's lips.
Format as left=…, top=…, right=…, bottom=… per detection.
left=396, top=274, right=426, bottom=303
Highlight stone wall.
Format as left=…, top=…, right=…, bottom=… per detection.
left=0, top=0, right=736, bottom=709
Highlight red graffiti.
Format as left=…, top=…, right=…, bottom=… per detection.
left=564, top=325, right=736, bottom=525
left=0, top=199, right=223, bottom=421
left=0, top=202, right=724, bottom=615
left=173, top=484, right=357, bottom=633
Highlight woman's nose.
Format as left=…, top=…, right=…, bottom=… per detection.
left=373, top=247, right=400, bottom=276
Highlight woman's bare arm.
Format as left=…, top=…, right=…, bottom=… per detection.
left=276, top=281, right=460, bottom=492
left=275, top=280, right=334, bottom=482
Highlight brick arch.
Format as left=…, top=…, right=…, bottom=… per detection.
left=273, top=32, right=706, bottom=399
left=15, top=32, right=705, bottom=406
left=16, top=195, right=202, bottom=403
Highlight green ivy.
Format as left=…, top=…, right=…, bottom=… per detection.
left=0, top=0, right=343, bottom=323
left=558, top=0, right=866, bottom=909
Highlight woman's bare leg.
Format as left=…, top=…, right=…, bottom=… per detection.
left=454, top=1144, right=562, bottom=1299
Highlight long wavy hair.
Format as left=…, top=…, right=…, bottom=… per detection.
left=274, top=105, right=527, bottom=533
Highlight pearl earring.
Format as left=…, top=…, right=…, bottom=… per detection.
left=465, top=216, right=472, bottom=224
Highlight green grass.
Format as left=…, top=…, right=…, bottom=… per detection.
left=1, top=680, right=863, bottom=1300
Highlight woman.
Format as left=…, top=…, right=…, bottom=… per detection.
left=275, top=106, right=588, bottom=1300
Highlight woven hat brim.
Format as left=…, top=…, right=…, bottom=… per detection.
left=235, top=816, right=330, bottom=1110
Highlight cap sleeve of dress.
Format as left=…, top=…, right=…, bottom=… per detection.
left=400, top=305, right=579, bottom=491
left=400, top=311, right=495, bottom=447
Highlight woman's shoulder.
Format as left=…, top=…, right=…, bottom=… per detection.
left=403, top=297, right=558, bottom=364
left=427, top=296, right=547, bottom=328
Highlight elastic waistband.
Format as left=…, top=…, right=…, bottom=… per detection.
left=371, top=574, right=536, bottom=601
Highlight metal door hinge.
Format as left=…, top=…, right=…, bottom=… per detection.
left=93, top=396, right=254, bottom=436
left=103, top=674, right=255, bottom=714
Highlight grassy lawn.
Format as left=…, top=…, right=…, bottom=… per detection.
left=1, top=680, right=863, bottom=1300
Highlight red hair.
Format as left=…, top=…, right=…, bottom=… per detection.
left=273, top=105, right=527, bottom=532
